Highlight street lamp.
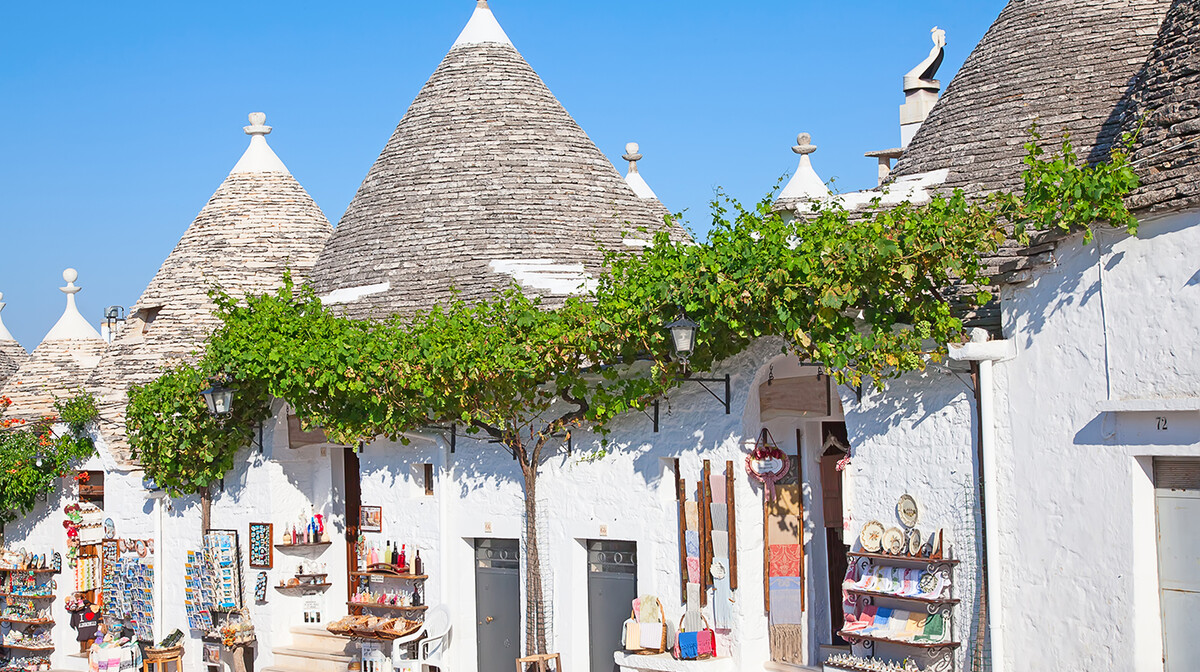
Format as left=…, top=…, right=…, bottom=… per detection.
left=200, top=381, right=235, bottom=417
left=665, top=314, right=700, bottom=364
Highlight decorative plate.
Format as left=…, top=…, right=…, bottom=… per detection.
left=918, top=571, right=940, bottom=596
left=882, top=527, right=905, bottom=555
left=710, top=560, right=727, bottom=580
left=860, top=520, right=885, bottom=553
left=136, top=540, right=148, bottom=558
left=908, top=528, right=923, bottom=556
left=103, top=518, right=116, bottom=540
left=897, top=494, right=919, bottom=528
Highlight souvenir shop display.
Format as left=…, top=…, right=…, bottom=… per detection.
left=184, top=551, right=215, bottom=633
left=277, top=513, right=328, bottom=548
left=826, top=652, right=923, bottom=672
left=0, top=549, right=59, bottom=669
left=835, top=506, right=960, bottom=671
left=255, top=573, right=268, bottom=602
left=248, top=523, right=273, bottom=569
left=277, top=559, right=331, bottom=592
left=204, top=530, right=243, bottom=612
left=620, top=595, right=669, bottom=655
left=336, top=539, right=430, bottom=636
left=106, top=551, right=154, bottom=642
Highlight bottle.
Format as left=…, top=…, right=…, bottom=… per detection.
left=391, top=542, right=399, bottom=567
left=413, top=550, right=423, bottom=576
left=398, top=544, right=406, bottom=571
left=283, top=528, right=293, bottom=546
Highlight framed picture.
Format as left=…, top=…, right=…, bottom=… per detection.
left=360, top=506, right=382, bottom=533
left=248, top=523, right=273, bottom=569
left=203, top=642, right=222, bottom=666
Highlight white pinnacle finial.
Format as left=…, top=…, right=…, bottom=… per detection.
left=477, top=0, right=488, bottom=7
left=622, top=141, right=658, bottom=199
left=244, top=112, right=272, bottom=137
left=0, top=292, right=13, bottom=342
left=792, top=133, right=817, bottom=156
left=454, top=0, right=512, bottom=47
left=779, top=132, right=830, bottom=202
left=623, top=142, right=643, bottom=174
left=43, top=268, right=102, bottom=342
left=231, top=112, right=289, bottom=175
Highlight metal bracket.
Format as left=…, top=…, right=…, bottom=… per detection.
left=639, top=400, right=660, bottom=433
left=685, top=373, right=731, bottom=415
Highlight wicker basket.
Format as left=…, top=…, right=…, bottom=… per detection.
left=674, top=613, right=714, bottom=660
left=628, top=600, right=668, bottom=656
left=143, top=646, right=184, bottom=662
left=377, top=619, right=421, bottom=640
left=350, top=616, right=386, bottom=639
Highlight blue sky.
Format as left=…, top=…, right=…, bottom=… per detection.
left=0, top=1, right=1004, bottom=349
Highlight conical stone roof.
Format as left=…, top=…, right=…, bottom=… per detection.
left=1120, top=0, right=1200, bottom=214
left=1, top=271, right=105, bottom=422
left=311, top=3, right=684, bottom=319
left=890, top=0, right=1171, bottom=196
left=0, top=293, right=28, bottom=387
left=87, top=114, right=333, bottom=465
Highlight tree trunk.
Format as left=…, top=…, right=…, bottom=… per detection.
left=521, top=463, right=548, bottom=658
left=201, top=487, right=212, bottom=532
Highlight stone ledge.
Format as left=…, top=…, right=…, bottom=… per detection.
left=614, top=652, right=735, bottom=672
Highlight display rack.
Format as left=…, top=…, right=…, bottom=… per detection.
left=1, top=566, right=59, bottom=663
left=834, top=552, right=960, bottom=672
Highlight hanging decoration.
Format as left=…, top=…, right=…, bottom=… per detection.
left=745, top=429, right=789, bottom=500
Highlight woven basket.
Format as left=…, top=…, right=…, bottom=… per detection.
left=631, top=601, right=668, bottom=656
left=350, top=616, right=385, bottom=638
left=675, top=613, right=714, bottom=660
left=377, top=619, right=421, bottom=640
left=143, top=646, right=184, bottom=662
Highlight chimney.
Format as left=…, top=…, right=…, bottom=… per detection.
left=900, top=26, right=946, bottom=148
left=863, top=27, right=947, bottom=185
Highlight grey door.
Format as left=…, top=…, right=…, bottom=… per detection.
left=475, top=539, right=521, bottom=672
left=588, top=540, right=637, bottom=672
left=1155, top=458, right=1200, bottom=671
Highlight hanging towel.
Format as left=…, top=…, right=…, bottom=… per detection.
left=686, top=557, right=701, bottom=584
left=677, top=632, right=699, bottom=659
left=713, top=575, right=734, bottom=629
left=684, top=531, right=700, bottom=557
left=697, top=629, right=717, bottom=657
left=709, top=473, right=726, bottom=501
left=710, top=504, right=728, bottom=531
left=623, top=619, right=642, bottom=650
left=710, top=531, right=729, bottom=559
left=684, top=502, right=700, bottom=530
left=631, top=596, right=643, bottom=620
left=639, top=622, right=665, bottom=649
left=686, top=582, right=701, bottom=607
left=638, top=595, right=662, bottom=623
left=767, top=576, right=804, bottom=625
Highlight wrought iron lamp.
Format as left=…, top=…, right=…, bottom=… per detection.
left=200, top=381, right=235, bottom=417
left=665, top=314, right=699, bottom=364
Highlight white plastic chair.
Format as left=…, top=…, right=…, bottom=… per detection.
left=392, top=604, right=451, bottom=672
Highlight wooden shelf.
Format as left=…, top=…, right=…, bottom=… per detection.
left=275, top=543, right=331, bottom=550
left=346, top=602, right=427, bottom=612
left=0, top=569, right=57, bottom=574
left=0, top=619, right=54, bottom=626
left=0, top=595, right=55, bottom=600
left=845, top=588, right=959, bottom=605
left=294, top=573, right=328, bottom=579
left=837, top=630, right=959, bottom=649
left=350, top=572, right=427, bottom=580
left=0, top=644, right=54, bottom=651
left=847, top=551, right=959, bottom=566
left=276, top=583, right=332, bottom=590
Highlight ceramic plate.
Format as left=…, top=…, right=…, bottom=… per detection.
left=860, top=520, right=885, bottom=553
left=103, top=518, right=116, bottom=540
left=908, top=528, right=923, bottom=556
left=897, top=494, right=919, bottom=528
left=882, top=527, right=905, bottom=555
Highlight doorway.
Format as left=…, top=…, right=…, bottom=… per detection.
left=587, top=540, right=637, bottom=672
left=820, top=422, right=849, bottom=646
left=1154, top=458, right=1200, bottom=671
left=475, top=539, right=521, bottom=672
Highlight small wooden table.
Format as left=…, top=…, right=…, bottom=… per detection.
left=516, top=652, right=562, bottom=672
left=143, top=652, right=182, bottom=672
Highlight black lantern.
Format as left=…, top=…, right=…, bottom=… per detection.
left=200, top=382, right=235, bottom=417
left=665, top=314, right=700, bottom=363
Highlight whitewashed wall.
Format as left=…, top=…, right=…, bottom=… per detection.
left=838, top=366, right=984, bottom=672
left=995, top=209, right=1200, bottom=672
left=1, top=406, right=339, bottom=672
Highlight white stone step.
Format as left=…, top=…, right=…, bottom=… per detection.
left=288, top=625, right=355, bottom=655
left=271, top=646, right=356, bottom=672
